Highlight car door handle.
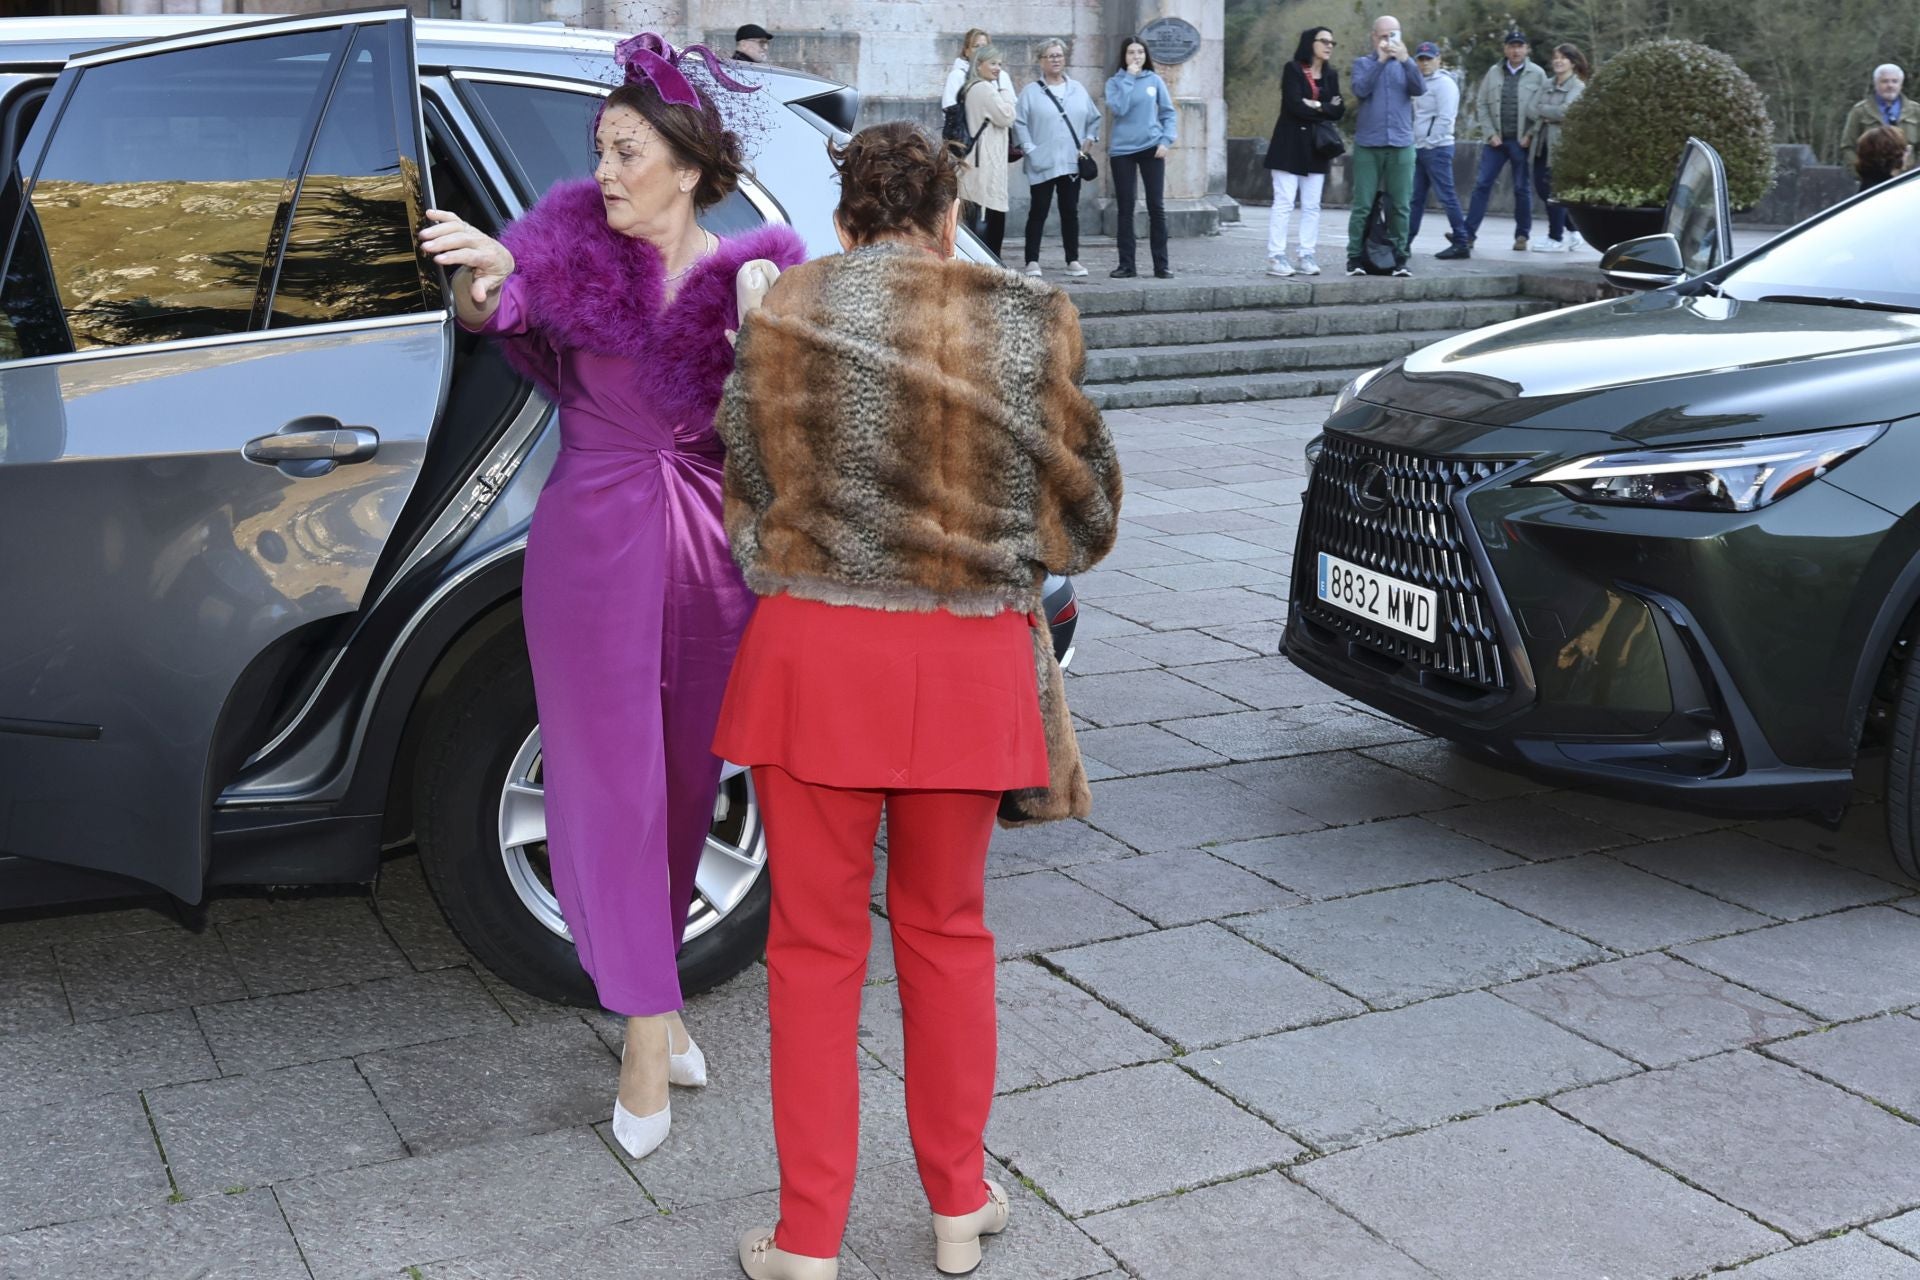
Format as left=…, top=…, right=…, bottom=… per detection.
left=244, top=419, right=380, bottom=477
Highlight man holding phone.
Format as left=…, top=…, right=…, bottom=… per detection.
left=1348, top=14, right=1426, bottom=276
left=1448, top=29, right=1549, bottom=257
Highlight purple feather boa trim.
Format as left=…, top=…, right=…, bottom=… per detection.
left=495, top=178, right=807, bottom=426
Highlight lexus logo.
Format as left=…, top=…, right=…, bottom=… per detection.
left=1350, top=461, right=1391, bottom=513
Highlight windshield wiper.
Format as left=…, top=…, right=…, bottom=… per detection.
left=1753, top=293, right=1920, bottom=314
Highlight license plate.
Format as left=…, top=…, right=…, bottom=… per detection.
left=1316, top=552, right=1438, bottom=643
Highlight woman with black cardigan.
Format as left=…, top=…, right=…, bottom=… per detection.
left=1264, top=27, right=1344, bottom=276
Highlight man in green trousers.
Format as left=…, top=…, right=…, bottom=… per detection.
left=1347, top=14, right=1426, bottom=276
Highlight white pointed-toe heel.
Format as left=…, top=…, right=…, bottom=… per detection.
left=668, top=1034, right=708, bottom=1088
left=931, top=1180, right=1009, bottom=1274
left=612, top=1096, right=670, bottom=1159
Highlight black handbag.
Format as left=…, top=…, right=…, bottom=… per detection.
left=1041, top=82, right=1099, bottom=182
left=1312, top=118, right=1346, bottom=161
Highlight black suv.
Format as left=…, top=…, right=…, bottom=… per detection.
left=1286, top=141, right=1920, bottom=871
left=0, top=12, right=1076, bottom=1003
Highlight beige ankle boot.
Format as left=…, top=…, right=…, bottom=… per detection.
left=930, top=1180, right=1009, bottom=1275
left=736, top=1226, right=837, bottom=1280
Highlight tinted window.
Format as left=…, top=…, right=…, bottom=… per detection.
left=462, top=79, right=766, bottom=236
left=270, top=27, right=441, bottom=327
left=1718, top=177, right=1920, bottom=310
left=0, top=30, right=340, bottom=355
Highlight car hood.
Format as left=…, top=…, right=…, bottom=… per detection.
left=1365, top=291, right=1920, bottom=444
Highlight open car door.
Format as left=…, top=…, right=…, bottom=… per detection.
left=0, top=10, right=451, bottom=902
left=1663, top=136, right=1733, bottom=277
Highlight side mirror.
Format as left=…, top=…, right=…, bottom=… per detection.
left=1600, top=233, right=1686, bottom=291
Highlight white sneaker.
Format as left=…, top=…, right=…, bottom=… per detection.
left=1529, top=238, right=1567, bottom=253
left=1023, top=262, right=1042, bottom=277
left=1065, top=260, right=1089, bottom=277
left=1265, top=256, right=1294, bottom=277
left=1297, top=253, right=1321, bottom=276
left=1567, top=231, right=1588, bottom=252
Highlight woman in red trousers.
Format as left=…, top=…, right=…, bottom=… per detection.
left=712, top=121, right=1121, bottom=1280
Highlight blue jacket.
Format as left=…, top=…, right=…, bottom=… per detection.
left=1105, top=70, right=1177, bottom=155
left=1349, top=55, right=1426, bottom=148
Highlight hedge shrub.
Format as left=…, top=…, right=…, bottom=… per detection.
left=1555, top=38, right=1775, bottom=210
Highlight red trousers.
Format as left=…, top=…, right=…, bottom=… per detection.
left=755, top=765, right=999, bottom=1259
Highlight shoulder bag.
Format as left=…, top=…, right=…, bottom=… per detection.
left=1040, top=82, right=1099, bottom=182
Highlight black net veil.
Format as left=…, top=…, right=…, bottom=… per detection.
left=570, top=31, right=779, bottom=163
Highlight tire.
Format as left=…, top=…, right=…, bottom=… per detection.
left=1888, top=632, right=1920, bottom=879
left=413, top=623, right=771, bottom=1007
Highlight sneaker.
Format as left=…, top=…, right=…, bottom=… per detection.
left=1566, top=231, right=1588, bottom=252
left=1297, top=253, right=1321, bottom=276
left=1435, top=241, right=1471, bottom=260
left=1529, top=238, right=1566, bottom=253
left=1346, top=260, right=1365, bottom=276
left=1265, top=256, right=1295, bottom=277
left=1391, top=263, right=1413, bottom=277
left=1024, top=262, right=1043, bottom=277
left=1512, top=236, right=1529, bottom=252
left=1065, top=260, right=1089, bottom=277
left=1109, top=266, right=1136, bottom=279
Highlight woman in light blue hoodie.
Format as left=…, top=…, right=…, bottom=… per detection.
left=1104, top=35, right=1178, bottom=278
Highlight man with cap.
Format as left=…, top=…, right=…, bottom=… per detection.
left=1409, top=41, right=1468, bottom=252
left=733, top=24, right=772, bottom=63
left=1447, top=28, right=1548, bottom=258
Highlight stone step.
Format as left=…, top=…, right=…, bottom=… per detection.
left=1087, top=366, right=1369, bottom=411
left=1084, top=327, right=1462, bottom=385
left=1078, top=297, right=1552, bottom=350
left=1068, top=271, right=1536, bottom=317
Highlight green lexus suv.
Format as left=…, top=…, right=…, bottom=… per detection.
left=1285, top=142, right=1920, bottom=873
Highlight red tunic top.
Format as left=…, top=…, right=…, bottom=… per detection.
left=712, top=594, right=1052, bottom=792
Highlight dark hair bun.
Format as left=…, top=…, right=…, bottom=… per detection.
left=828, top=122, right=959, bottom=245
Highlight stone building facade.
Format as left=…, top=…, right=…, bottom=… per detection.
left=89, top=0, right=1232, bottom=236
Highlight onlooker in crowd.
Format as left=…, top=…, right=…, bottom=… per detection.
left=957, top=43, right=1017, bottom=260
left=1408, top=41, right=1466, bottom=252
left=733, top=23, right=772, bottom=63
left=1446, top=28, right=1548, bottom=258
left=1842, top=64, right=1920, bottom=175
left=1855, top=123, right=1914, bottom=189
left=1528, top=42, right=1590, bottom=252
left=1348, top=14, right=1426, bottom=277
left=1015, top=39, right=1101, bottom=278
left=1106, top=36, right=1179, bottom=279
left=1263, top=26, right=1344, bottom=277
left=942, top=29, right=1014, bottom=111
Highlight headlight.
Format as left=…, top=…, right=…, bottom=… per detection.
left=1331, top=365, right=1386, bottom=418
left=1526, top=424, right=1886, bottom=512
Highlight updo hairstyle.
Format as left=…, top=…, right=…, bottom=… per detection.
left=600, top=77, right=745, bottom=210
left=828, top=121, right=960, bottom=246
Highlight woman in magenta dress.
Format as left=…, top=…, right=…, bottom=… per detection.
left=418, top=34, right=804, bottom=1160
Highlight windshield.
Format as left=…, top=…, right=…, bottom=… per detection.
left=1718, top=175, right=1920, bottom=309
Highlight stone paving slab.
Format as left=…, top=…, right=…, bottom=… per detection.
left=860, top=960, right=1171, bottom=1094
left=986, top=1062, right=1303, bottom=1216
left=373, top=855, right=474, bottom=973
left=146, top=1057, right=405, bottom=1197
left=358, top=1018, right=616, bottom=1156
left=1194, top=991, right=1632, bottom=1152
left=52, top=926, right=245, bottom=1023
left=1537, top=791, right=1732, bottom=841
left=1165, top=655, right=1346, bottom=709
left=1872, top=1208, right=1920, bottom=1256
left=981, top=871, right=1155, bottom=959
left=983, top=821, right=1134, bottom=878
left=1766, top=1014, right=1920, bottom=1117
left=1231, top=882, right=1607, bottom=1008
left=1162, top=704, right=1424, bottom=763
left=0, top=1091, right=170, bottom=1236
left=0, top=1188, right=310, bottom=1280
left=843, top=1158, right=1112, bottom=1280
left=1085, top=769, right=1322, bottom=852
left=1062, top=848, right=1301, bottom=927
left=0, top=902, right=175, bottom=956
left=1106, top=628, right=1256, bottom=671
left=1357, top=738, right=1551, bottom=802
left=1080, top=1170, right=1435, bottom=1280
left=1496, top=953, right=1815, bottom=1069
left=1673, top=907, right=1920, bottom=1022
left=276, top=1127, right=646, bottom=1280
left=1074, top=723, right=1227, bottom=777
left=0, top=945, right=70, bottom=1036
left=1461, top=854, right=1770, bottom=953
left=1061, top=669, right=1245, bottom=727
left=1612, top=830, right=1904, bottom=920
left=1425, top=795, right=1635, bottom=860
left=1556, top=1051, right=1920, bottom=1241
left=0, top=1008, right=214, bottom=1114
left=217, top=895, right=412, bottom=998
left=1208, top=818, right=1523, bottom=900
left=1298, top=1104, right=1780, bottom=1280
left=1717, top=1232, right=1920, bottom=1279
left=1215, top=754, right=1459, bottom=826
left=1047, top=922, right=1362, bottom=1049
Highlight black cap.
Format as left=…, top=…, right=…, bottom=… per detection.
left=736, top=23, right=772, bottom=42
left=1503, top=28, right=1528, bottom=44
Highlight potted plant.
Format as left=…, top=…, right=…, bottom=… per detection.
left=1554, top=38, right=1775, bottom=251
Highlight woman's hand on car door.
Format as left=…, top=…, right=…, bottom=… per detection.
left=420, top=210, right=516, bottom=323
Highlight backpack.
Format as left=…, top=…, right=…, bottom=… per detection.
left=1361, top=191, right=1398, bottom=275
left=941, top=101, right=969, bottom=146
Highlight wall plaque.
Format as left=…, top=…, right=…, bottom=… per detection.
left=1139, top=16, right=1202, bottom=67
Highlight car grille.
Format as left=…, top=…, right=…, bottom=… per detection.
left=1299, top=432, right=1521, bottom=692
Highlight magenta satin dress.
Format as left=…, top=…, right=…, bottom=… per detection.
left=470, top=274, right=754, bottom=1016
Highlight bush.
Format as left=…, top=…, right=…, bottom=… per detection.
left=1554, top=38, right=1776, bottom=210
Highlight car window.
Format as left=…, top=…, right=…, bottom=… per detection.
left=1717, top=177, right=1920, bottom=309
left=0, top=29, right=342, bottom=356
left=269, top=26, right=441, bottom=327
left=460, top=78, right=766, bottom=236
